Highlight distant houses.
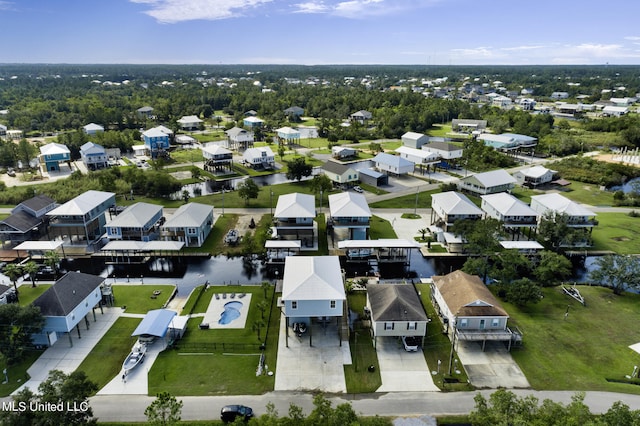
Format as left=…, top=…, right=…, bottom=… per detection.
left=177, top=115, right=203, bottom=131
left=161, top=203, right=213, bottom=247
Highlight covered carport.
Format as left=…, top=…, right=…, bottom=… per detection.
left=132, top=309, right=178, bottom=348
left=13, top=240, right=66, bottom=260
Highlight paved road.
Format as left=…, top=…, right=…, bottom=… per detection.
left=86, top=390, right=640, bottom=422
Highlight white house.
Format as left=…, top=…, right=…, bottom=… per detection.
left=430, top=191, right=483, bottom=232
left=512, top=165, right=556, bottom=187
left=331, top=146, right=357, bottom=159
left=273, top=193, right=316, bottom=247
left=83, top=123, right=104, bottom=135
left=242, top=147, right=275, bottom=169
left=177, top=115, right=203, bottom=130
left=602, top=105, right=629, bottom=117
left=226, top=126, right=254, bottom=150
left=328, top=192, right=371, bottom=240
left=395, top=146, right=440, bottom=169
left=281, top=256, right=346, bottom=345
left=477, top=133, right=537, bottom=151
left=458, top=169, right=517, bottom=196
left=350, top=110, right=372, bottom=124
left=373, top=153, right=414, bottom=176
left=480, top=192, right=538, bottom=231
left=276, top=127, right=301, bottom=145
left=422, top=141, right=463, bottom=165
left=106, top=202, right=163, bottom=241
left=401, top=131, right=429, bottom=149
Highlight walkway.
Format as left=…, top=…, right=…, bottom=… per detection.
left=375, top=337, right=440, bottom=392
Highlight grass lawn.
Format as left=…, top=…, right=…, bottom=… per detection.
left=344, top=291, right=382, bottom=393
left=506, top=286, right=640, bottom=393
left=557, top=180, right=614, bottom=206
left=170, top=149, right=204, bottom=164
left=76, top=317, right=140, bottom=391
left=369, top=188, right=439, bottom=209
left=369, top=215, right=398, bottom=240
left=17, top=284, right=51, bottom=306
left=148, top=284, right=279, bottom=396
left=112, top=285, right=176, bottom=314
left=0, top=350, right=45, bottom=396
left=415, top=284, right=473, bottom=392
left=590, top=212, right=640, bottom=254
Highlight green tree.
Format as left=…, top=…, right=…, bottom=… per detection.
left=22, top=261, right=39, bottom=287
left=2, top=263, right=23, bottom=293
left=257, top=300, right=268, bottom=320
left=309, top=174, right=333, bottom=197
left=589, top=254, right=640, bottom=295
left=278, top=143, right=286, bottom=161
left=533, top=250, right=573, bottom=286
left=601, top=401, right=640, bottom=426
left=237, top=178, right=260, bottom=205
left=503, top=278, right=543, bottom=306
left=0, top=304, right=44, bottom=364
left=261, top=281, right=271, bottom=298
left=190, top=166, right=201, bottom=179
left=537, top=211, right=582, bottom=249
left=285, top=157, right=312, bottom=182
left=0, top=370, right=98, bottom=426
left=490, top=250, right=531, bottom=285
left=144, top=392, right=183, bottom=426
left=181, top=190, right=190, bottom=204
left=252, top=319, right=266, bottom=341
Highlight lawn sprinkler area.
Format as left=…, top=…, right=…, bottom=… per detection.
left=201, top=292, right=252, bottom=329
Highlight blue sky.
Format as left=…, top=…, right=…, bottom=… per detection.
left=2, top=0, right=640, bottom=65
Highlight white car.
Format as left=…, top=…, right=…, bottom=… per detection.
left=353, top=185, right=363, bottom=193
left=402, top=336, right=420, bottom=352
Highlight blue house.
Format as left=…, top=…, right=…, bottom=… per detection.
left=39, top=143, right=71, bottom=172
left=80, top=141, right=107, bottom=170
left=142, top=126, right=171, bottom=158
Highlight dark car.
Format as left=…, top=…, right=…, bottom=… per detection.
left=221, top=405, right=253, bottom=423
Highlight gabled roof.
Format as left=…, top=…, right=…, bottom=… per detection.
left=0, top=211, right=40, bottom=232
left=373, top=152, right=413, bottom=168
left=367, top=284, right=428, bottom=322
left=517, top=165, right=556, bottom=178
left=322, top=160, right=356, bottom=175
left=163, top=203, right=213, bottom=228
left=39, top=142, right=70, bottom=156
left=351, top=110, right=372, bottom=119
left=274, top=193, right=315, bottom=218
left=15, top=194, right=56, bottom=214
left=276, top=126, right=300, bottom=136
left=432, top=270, right=508, bottom=318
left=282, top=256, right=345, bottom=301
left=202, top=144, right=232, bottom=156
left=80, top=141, right=105, bottom=155
left=243, top=146, right=274, bottom=159
left=177, top=115, right=203, bottom=124
left=225, top=126, right=251, bottom=138
left=107, top=202, right=162, bottom=228
left=481, top=193, right=538, bottom=217
left=395, top=146, right=439, bottom=161
left=431, top=191, right=483, bottom=216
left=48, top=190, right=115, bottom=217
left=530, top=193, right=596, bottom=217
left=83, top=123, right=104, bottom=132
left=464, top=169, right=516, bottom=188
left=33, top=272, right=104, bottom=317
left=423, top=141, right=462, bottom=152
left=328, top=192, right=371, bottom=217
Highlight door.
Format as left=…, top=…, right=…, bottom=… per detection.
left=479, top=319, right=486, bottom=330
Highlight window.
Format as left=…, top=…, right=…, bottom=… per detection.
left=384, top=322, right=394, bottom=331
left=187, top=228, right=196, bottom=234
left=407, top=322, right=417, bottom=330
left=291, top=301, right=297, bottom=309
left=459, top=318, right=468, bottom=327
left=330, top=300, right=336, bottom=309
left=492, top=318, right=500, bottom=327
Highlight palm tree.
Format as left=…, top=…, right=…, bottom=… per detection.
left=252, top=319, right=266, bottom=341
left=22, top=261, right=39, bottom=287
left=44, top=250, right=61, bottom=277
left=3, top=263, right=23, bottom=293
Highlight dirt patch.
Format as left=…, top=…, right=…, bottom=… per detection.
left=595, top=154, right=640, bottom=168
left=235, top=214, right=265, bottom=236
left=612, top=236, right=631, bottom=242
left=169, top=171, right=192, bottom=180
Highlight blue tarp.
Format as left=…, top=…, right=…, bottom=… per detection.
left=132, top=309, right=177, bottom=338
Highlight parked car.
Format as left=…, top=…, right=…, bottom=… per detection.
left=402, top=336, right=420, bottom=352
left=353, top=185, right=363, bottom=193
left=220, top=405, right=253, bottom=423
left=6, top=168, right=16, bottom=177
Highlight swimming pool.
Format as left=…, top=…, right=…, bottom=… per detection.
left=218, top=301, right=243, bottom=325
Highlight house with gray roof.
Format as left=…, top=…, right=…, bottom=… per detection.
left=80, top=141, right=107, bottom=170
left=373, top=153, right=414, bottom=176
left=350, top=110, right=372, bottom=124
left=283, top=106, right=304, bottom=119
left=161, top=202, right=213, bottom=247
left=358, top=168, right=388, bottom=187
left=242, top=147, right=275, bottom=169
left=83, top=123, right=104, bottom=135
left=273, top=193, right=316, bottom=247
left=321, top=160, right=359, bottom=187
left=366, top=283, right=429, bottom=349
left=47, top=190, right=116, bottom=245
left=0, top=195, right=57, bottom=244
left=451, top=119, right=487, bottom=133
left=31, top=271, right=105, bottom=347
left=177, top=115, right=203, bottom=130
left=106, top=202, right=163, bottom=241
left=225, top=126, right=254, bottom=150
left=328, top=192, right=371, bottom=240
left=136, top=106, right=154, bottom=119
left=458, top=169, right=517, bottom=196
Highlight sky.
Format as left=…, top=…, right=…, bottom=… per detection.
left=2, top=0, right=640, bottom=65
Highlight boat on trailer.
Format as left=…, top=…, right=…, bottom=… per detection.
left=122, top=341, right=147, bottom=374
left=562, top=283, right=585, bottom=306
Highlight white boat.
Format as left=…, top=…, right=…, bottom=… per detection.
left=224, top=229, right=239, bottom=245
left=122, top=341, right=147, bottom=373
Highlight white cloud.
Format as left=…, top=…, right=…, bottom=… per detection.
left=293, top=1, right=329, bottom=13
left=130, top=0, right=273, bottom=23
left=0, top=1, right=15, bottom=11
left=500, top=45, right=545, bottom=52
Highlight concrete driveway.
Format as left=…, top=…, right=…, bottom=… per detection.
left=456, top=341, right=530, bottom=388
left=375, top=337, right=439, bottom=392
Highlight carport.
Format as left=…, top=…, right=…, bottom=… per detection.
left=132, top=309, right=177, bottom=347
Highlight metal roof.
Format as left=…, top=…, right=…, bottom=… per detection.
left=132, top=309, right=177, bottom=338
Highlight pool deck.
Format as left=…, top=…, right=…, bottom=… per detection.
left=201, top=292, right=252, bottom=329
